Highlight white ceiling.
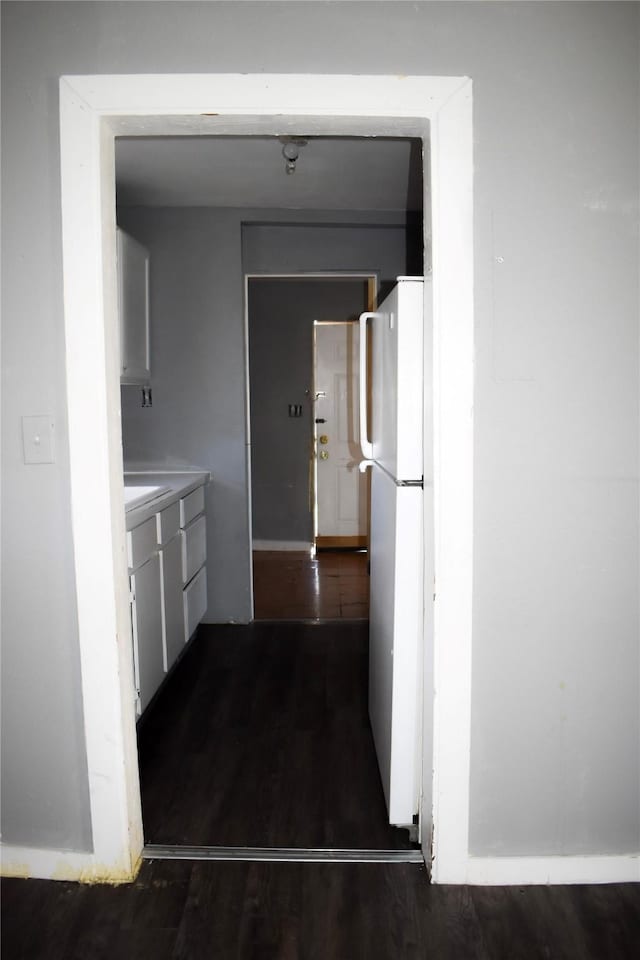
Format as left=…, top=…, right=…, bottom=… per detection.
left=115, top=136, right=424, bottom=211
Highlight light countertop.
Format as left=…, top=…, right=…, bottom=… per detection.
left=124, top=470, right=210, bottom=530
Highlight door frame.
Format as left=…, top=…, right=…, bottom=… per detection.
left=245, top=273, right=377, bottom=584
left=57, top=74, right=474, bottom=884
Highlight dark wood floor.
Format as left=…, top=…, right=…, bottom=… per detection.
left=137, top=621, right=409, bottom=848
left=3, top=861, right=639, bottom=960
left=252, top=549, right=369, bottom=619
left=5, top=618, right=638, bottom=959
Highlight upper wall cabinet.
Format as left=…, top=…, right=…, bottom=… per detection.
left=117, top=227, right=150, bottom=384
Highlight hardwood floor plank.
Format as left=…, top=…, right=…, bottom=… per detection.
left=138, top=621, right=410, bottom=850
left=472, top=884, right=598, bottom=960
left=470, top=885, right=554, bottom=960
left=0, top=878, right=83, bottom=959
left=62, top=882, right=143, bottom=960
left=170, top=860, right=252, bottom=960
left=253, top=549, right=369, bottom=619
left=422, top=884, right=491, bottom=960
left=235, top=861, right=301, bottom=959
left=2, top=867, right=639, bottom=960
left=568, top=883, right=640, bottom=960
left=339, top=601, right=368, bottom=617
left=121, top=859, right=193, bottom=929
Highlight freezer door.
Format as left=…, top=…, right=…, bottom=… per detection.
left=370, top=278, right=425, bottom=482
left=368, top=464, right=423, bottom=826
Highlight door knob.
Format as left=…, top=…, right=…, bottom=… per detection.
left=319, top=434, right=329, bottom=445
left=319, top=450, right=329, bottom=460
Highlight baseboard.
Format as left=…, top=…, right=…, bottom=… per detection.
left=315, top=536, right=367, bottom=550
left=4, top=845, right=635, bottom=887
left=252, top=540, right=313, bottom=552
left=0, top=843, right=139, bottom=884
left=461, top=854, right=640, bottom=886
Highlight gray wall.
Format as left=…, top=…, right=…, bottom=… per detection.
left=1, top=1, right=638, bottom=859
left=118, top=207, right=251, bottom=623
left=243, top=220, right=413, bottom=302
left=119, top=209, right=408, bottom=618
left=249, top=278, right=370, bottom=543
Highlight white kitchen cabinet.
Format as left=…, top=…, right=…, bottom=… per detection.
left=184, top=566, right=208, bottom=641
left=125, top=475, right=209, bottom=717
left=156, top=501, right=180, bottom=545
left=160, top=532, right=185, bottom=672
left=179, top=487, right=208, bottom=642
left=117, top=227, right=150, bottom=384
left=156, top=501, right=184, bottom=672
left=130, top=552, right=164, bottom=715
left=181, top=514, right=207, bottom=586
left=127, top=515, right=156, bottom=570
left=180, top=486, right=205, bottom=527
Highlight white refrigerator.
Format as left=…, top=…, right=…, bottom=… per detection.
left=359, top=277, right=426, bottom=827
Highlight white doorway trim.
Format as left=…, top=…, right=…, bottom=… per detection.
left=57, top=74, right=474, bottom=884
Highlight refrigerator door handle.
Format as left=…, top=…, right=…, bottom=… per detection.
left=359, top=311, right=378, bottom=460
left=359, top=459, right=374, bottom=474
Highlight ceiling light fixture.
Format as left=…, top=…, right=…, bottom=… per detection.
left=280, top=137, right=308, bottom=175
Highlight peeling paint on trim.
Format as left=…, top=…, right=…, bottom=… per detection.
left=1, top=861, right=31, bottom=880
left=1, top=845, right=143, bottom=885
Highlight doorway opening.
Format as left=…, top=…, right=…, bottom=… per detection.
left=117, top=132, right=425, bottom=851
left=58, top=73, right=474, bottom=884
left=246, top=273, right=378, bottom=620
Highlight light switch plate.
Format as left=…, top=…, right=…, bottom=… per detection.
left=22, top=415, right=55, bottom=464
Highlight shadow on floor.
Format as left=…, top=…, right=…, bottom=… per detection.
left=137, top=620, right=409, bottom=850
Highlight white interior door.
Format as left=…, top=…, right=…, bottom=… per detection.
left=314, top=322, right=368, bottom=547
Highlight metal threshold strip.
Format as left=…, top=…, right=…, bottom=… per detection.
left=143, top=844, right=424, bottom=864
left=253, top=618, right=369, bottom=626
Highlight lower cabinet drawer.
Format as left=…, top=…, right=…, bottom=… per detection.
left=127, top=516, right=157, bottom=570
left=182, top=514, right=207, bottom=585
left=183, top=566, right=207, bottom=641
left=180, top=485, right=205, bottom=528
left=156, top=501, right=180, bottom=546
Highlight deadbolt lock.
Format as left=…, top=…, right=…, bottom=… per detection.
left=319, top=450, right=329, bottom=460
left=319, top=434, right=329, bottom=445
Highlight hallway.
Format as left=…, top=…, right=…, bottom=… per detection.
left=252, top=549, right=369, bottom=620
left=137, top=620, right=409, bottom=849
